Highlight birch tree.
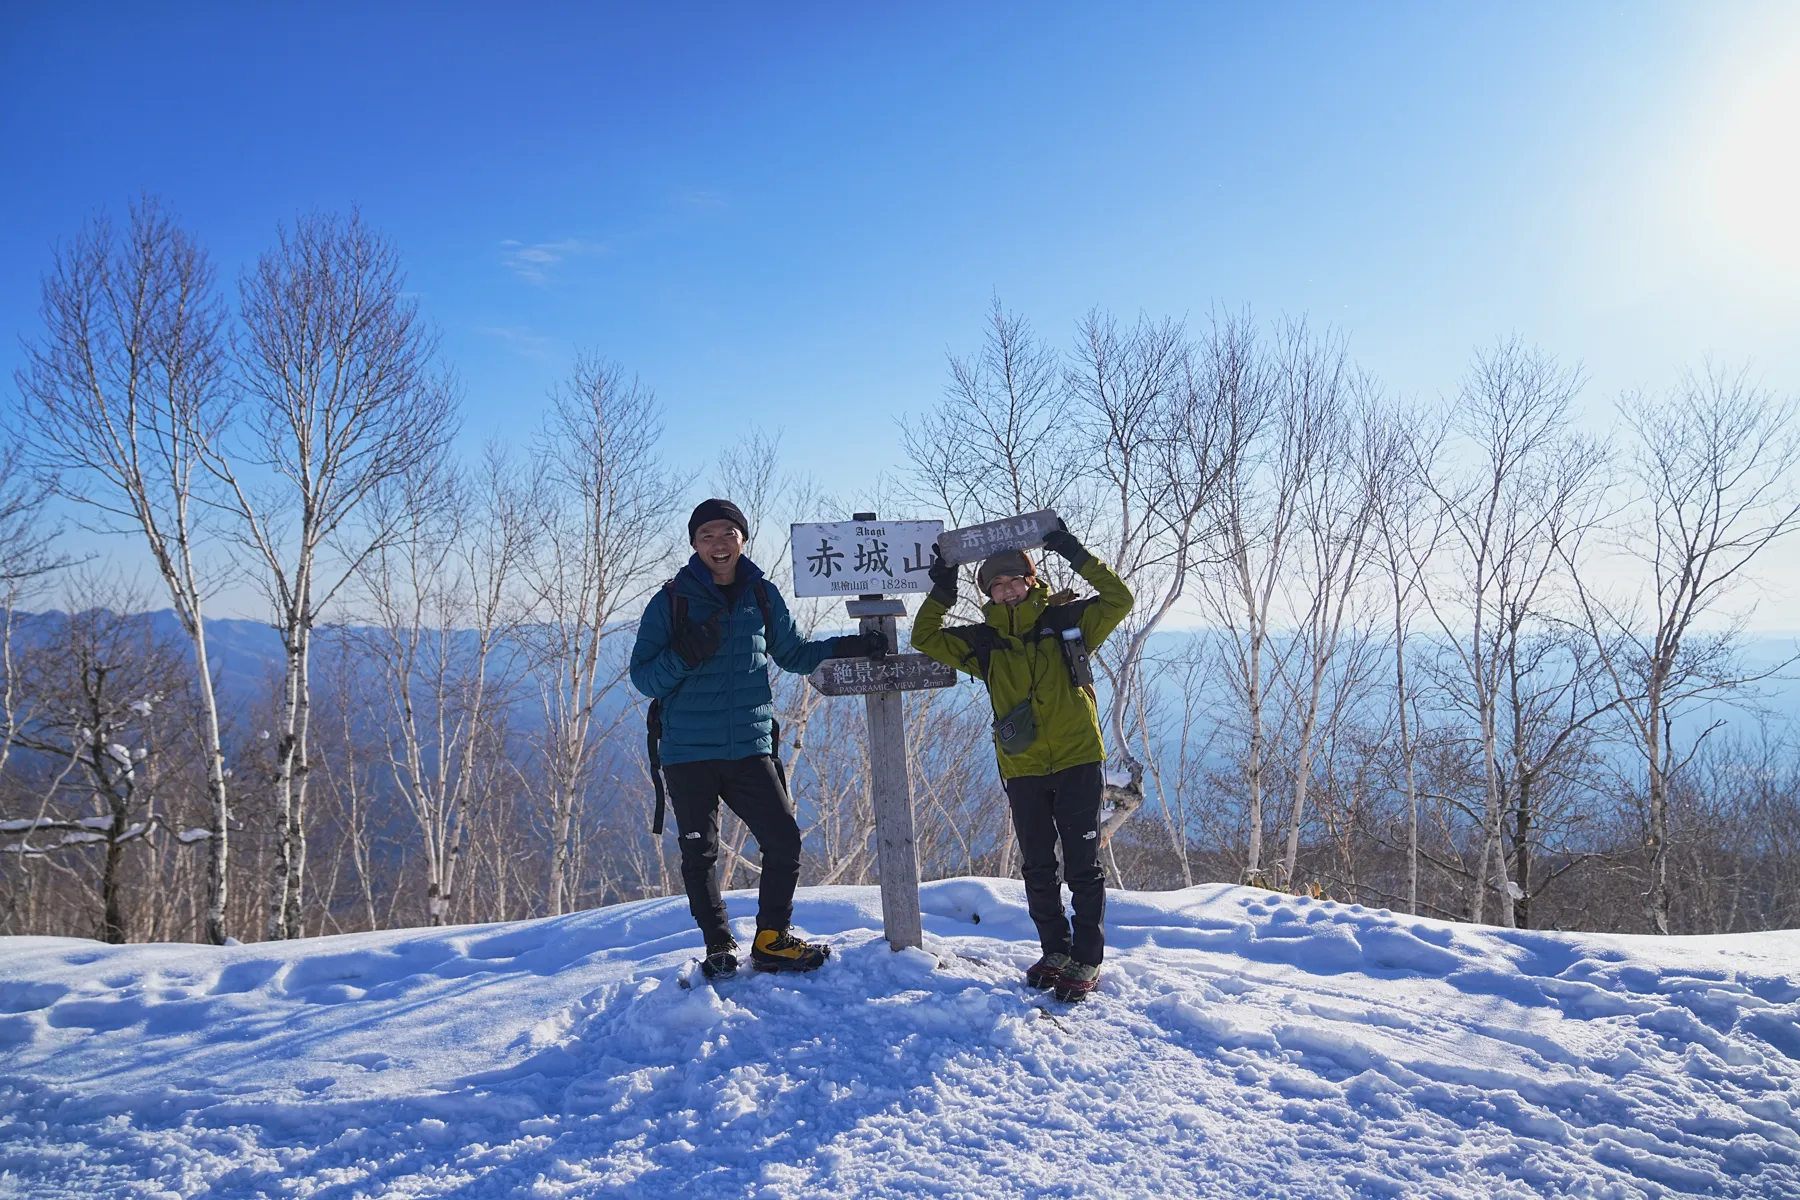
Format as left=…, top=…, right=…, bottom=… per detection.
left=1196, top=321, right=1315, bottom=886
left=221, top=210, right=456, bottom=939
left=358, top=448, right=535, bottom=925
left=1272, top=364, right=1387, bottom=888
left=1069, top=311, right=1238, bottom=840
left=1574, top=367, right=1800, bottom=933
left=525, top=356, right=681, bottom=916
left=901, top=297, right=1077, bottom=538
left=1369, top=404, right=1435, bottom=913
left=14, top=198, right=237, bottom=943
left=0, top=440, right=63, bottom=780
left=1415, top=341, right=1601, bottom=926
left=900, top=299, right=1080, bottom=874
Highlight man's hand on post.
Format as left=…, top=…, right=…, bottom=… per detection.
left=829, top=629, right=888, bottom=660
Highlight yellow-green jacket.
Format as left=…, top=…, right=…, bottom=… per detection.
left=910, top=556, right=1133, bottom=780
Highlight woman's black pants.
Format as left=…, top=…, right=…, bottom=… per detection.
left=1004, top=761, right=1107, bottom=965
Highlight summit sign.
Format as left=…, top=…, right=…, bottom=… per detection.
left=788, top=520, right=943, bottom=598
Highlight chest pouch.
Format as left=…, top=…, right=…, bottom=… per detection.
left=993, top=698, right=1038, bottom=755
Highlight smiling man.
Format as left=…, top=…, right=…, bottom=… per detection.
left=630, top=498, right=882, bottom=980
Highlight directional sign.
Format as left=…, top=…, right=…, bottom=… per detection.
left=790, top=519, right=944, bottom=598
left=935, top=509, right=1061, bottom=566
left=807, top=653, right=957, bottom=697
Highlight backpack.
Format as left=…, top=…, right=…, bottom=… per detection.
left=647, top=576, right=786, bottom=835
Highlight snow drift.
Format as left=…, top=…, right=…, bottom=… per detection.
left=1, top=881, right=1796, bottom=1198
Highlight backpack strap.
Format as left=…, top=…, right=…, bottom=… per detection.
left=1027, top=597, right=1098, bottom=641
left=751, top=578, right=776, bottom=639
left=648, top=577, right=682, bottom=835
left=647, top=698, right=668, bottom=835
left=935, top=622, right=1005, bottom=680
left=1032, top=597, right=1100, bottom=701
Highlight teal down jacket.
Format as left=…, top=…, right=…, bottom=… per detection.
left=629, top=555, right=836, bottom=765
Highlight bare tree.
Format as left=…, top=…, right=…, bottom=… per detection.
left=7, top=581, right=188, bottom=942
left=1415, top=340, right=1602, bottom=926
left=1196, top=320, right=1312, bottom=886
left=1134, top=639, right=1226, bottom=888
left=14, top=198, right=236, bottom=943
left=525, top=356, right=682, bottom=916
left=1268, top=337, right=1384, bottom=887
left=0, top=440, right=65, bottom=780
left=1493, top=621, right=1618, bottom=927
left=307, top=629, right=386, bottom=933
left=901, top=297, right=1078, bottom=533
left=0, top=440, right=64, bottom=594
left=1573, top=367, right=1800, bottom=933
left=218, top=210, right=457, bottom=939
left=699, top=430, right=844, bottom=890
left=357, top=448, right=534, bottom=925
left=1069, top=310, right=1238, bottom=839
left=1369, top=403, right=1436, bottom=913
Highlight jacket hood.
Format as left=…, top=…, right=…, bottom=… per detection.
left=981, top=581, right=1051, bottom=637
left=681, top=552, right=766, bottom=600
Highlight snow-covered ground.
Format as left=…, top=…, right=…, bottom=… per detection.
left=2, top=881, right=1796, bottom=1199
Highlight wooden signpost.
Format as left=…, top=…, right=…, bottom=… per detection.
left=793, top=512, right=953, bottom=952
left=934, top=508, right=1061, bottom=567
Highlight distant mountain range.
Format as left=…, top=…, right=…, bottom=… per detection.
left=14, top=610, right=1800, bottom=745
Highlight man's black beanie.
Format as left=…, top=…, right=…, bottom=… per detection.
left=688, top=498, right=750, bottom=543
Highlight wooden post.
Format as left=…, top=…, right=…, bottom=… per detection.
left=853, top=511, right=923, bottom=951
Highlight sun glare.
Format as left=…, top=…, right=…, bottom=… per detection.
left=1686, top=18, right=1800, bottom=277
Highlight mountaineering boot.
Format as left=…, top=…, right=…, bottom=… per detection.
left=1025, top=952, right=1072, bottom=990
left=1052, top=960, right=1099, bottom=1003
left=750, top=928, right=831, bottom=973
left=700, top=938, right=739, bottom=980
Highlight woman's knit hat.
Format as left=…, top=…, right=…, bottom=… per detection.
left=977, top=549, right=1036, bottom=596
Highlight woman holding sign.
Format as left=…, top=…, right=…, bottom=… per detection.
left=630, top=499, right=883, bottom=981
left=910, top=522, right=1133, bottom=1002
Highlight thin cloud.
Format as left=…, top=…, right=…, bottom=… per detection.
left=674, top=187, right=728, bottom=212
left=478, top=324, right=554, bottom=360
left=499, top=237, right=608, bottom=285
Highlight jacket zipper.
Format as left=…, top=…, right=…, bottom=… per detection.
left=999, top=594, right=1063, bottom=776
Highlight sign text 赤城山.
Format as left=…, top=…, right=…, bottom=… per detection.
left=789, top=520, right=944, bottom=598
left=934, top=509, right=1061, bottom=567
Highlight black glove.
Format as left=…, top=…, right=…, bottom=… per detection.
left=1041, top=522, right=1092, bottom=569
left=828, top=629, right=888, bottom=660
left=671, top=611, right=726, bottom=668
left=927, top=546, right=958, bottom=605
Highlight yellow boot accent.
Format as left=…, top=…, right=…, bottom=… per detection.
left=750, top=928, right=830, bottom=972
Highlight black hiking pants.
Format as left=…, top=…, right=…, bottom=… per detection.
left=1005, top=761, right=1106, bottom=965
left=664, top=755, right=801, bottom=947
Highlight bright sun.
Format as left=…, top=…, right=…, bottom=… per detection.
left=1685, top=19, right=1800, bottom=277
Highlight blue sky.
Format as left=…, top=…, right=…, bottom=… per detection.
left=5, top=3, right=1800, bottom=613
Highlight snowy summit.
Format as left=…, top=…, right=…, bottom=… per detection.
left=2, top=881, right=1797, bottom=1198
